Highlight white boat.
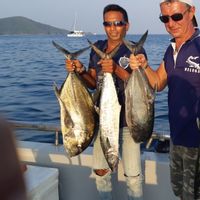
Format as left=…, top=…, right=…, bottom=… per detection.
left=67, top=30, right=85, bottom=37
left=14, top=122, right=179, bottom=200
left=67, top=13, right=85, bottom=37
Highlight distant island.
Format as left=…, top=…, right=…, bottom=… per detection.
left=0, top=16, right=70, bottom=35
left=0, top=16, right=95, bottom=36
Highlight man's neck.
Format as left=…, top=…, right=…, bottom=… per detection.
left=175, top=27, right=196, bottom=49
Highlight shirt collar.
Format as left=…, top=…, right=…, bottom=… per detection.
left=170, top=28, right=200, bottom=44
left=170, top=28, right=200, bottom=52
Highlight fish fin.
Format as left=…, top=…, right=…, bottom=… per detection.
left=52, top=41, right=71, bottom=59
left=87, top=39, right=106, bottom=59
left=106, top=137, right=111, bottom=149
left=92, top=86, right=102, bottom=104
left=87, top=39, right=120, bottom=59
left=123, top=30, right=148, bottom=55
left=53, top=82, right=60, bottom=98
left=122, top=39, right=135, bottom=53
left=52, top=40, right=90, bottom=60
left=134, top=30, right=148, bottom=55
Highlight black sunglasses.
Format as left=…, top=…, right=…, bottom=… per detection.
left=103, top=21, right=127, bottom=27
left=159, top=9, right=189, bottom=23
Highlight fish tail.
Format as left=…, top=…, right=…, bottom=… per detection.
left=53, top=82, right=60, bottom=98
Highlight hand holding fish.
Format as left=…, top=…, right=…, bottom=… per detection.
left=65, top=59, right=75, bottom=72
left=65, top=59, right=85, bottom=74
left=98, top=58, right=117, bottom=73
left=129, top=54, right=148, bottom=70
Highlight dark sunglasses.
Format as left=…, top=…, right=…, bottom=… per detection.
left=103, top=21, right=127, bottom=27
left=159, top=9, right=189, bottom=23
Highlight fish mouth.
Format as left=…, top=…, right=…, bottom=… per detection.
left=107, top=154, right=119, bottom=172
left=105, top=150, right=119, bottom=172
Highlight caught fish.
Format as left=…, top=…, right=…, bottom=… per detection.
left=53, top=41, right=96, bottom=156
left=123, top=31, right=155, bottom=143
left=88, top=40, right=121, bottom=171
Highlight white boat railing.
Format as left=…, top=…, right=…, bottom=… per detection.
left=10, top=121, right=170, bottom=148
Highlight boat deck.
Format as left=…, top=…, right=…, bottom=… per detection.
left=25, top=165, right=59, bottom=200
left=18, top=141, right=178, bottom=200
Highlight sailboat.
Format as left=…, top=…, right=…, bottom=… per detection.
left=67, top=13, right=85, bottom=37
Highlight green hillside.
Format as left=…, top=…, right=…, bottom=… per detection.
left=0, top=16, right=69, bottom=35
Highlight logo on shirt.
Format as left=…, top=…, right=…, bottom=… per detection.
left=119, top=56, right=130, bottom=69
left=185, top=56, right=200, bottom=73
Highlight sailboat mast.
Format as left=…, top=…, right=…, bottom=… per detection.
left=73, top=12, right=77, bottom=31
left=67, top=12, right=85, bottom=37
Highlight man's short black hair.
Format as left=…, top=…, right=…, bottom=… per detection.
left=103, top=4, right=129, bottom=23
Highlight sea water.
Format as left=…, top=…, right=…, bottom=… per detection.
left=0, top=34, right=170, bottom=143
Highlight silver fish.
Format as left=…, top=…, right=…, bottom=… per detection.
left=53, top=42, right=96, bottom=156
left=88, top=40, right=121, bottom=171
left=123, top=31, right=155, bottom=143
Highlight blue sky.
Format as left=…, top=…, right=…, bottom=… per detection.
left=0, top=0, right=199, bottom=34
